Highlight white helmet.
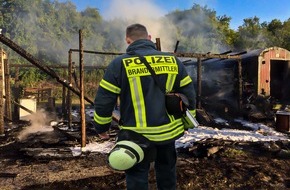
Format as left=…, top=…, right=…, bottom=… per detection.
left=108, top=140, right=144, bottom=171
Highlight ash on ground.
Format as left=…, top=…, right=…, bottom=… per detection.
left=1, top=109, right=290, bottom=190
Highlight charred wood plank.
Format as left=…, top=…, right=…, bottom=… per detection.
left=20, top=148, right=76, bottom=158
left=0, top=172, right=18, bottom=178
left=0, top=34, right=94, bottom=105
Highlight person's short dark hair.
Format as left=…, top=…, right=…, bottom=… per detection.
left=126, top=23, right=148, bottom=41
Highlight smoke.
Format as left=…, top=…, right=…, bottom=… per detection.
left=7, top=0, right=231, bottom=65
left=102, top=0, right=178, bottom=52
left=17, top=109, right=55, bottom=141
left=103, top=0, right=166, bottom=20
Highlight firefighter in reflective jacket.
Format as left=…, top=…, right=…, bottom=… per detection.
left=93, top=23, right=196, bottom=190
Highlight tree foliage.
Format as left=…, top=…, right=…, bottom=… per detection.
left=165, top=4, right=233, bottom=53
left=0, top=0, right=289, bottom=97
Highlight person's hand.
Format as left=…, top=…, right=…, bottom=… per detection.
left=98, top=132, right=110, bottom=140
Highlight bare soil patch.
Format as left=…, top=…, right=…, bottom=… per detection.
left=1, top=122, right=290, bottom=190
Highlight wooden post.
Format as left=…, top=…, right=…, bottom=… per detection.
left=238, top=59, right=243, bottom=110
left=155, top=38, right=161, bottom=51
left=79, top=30, right=86, bottom=148
left=67, top=51, right=73, bottom=128
left=4, top=59, right=12, bottom=121
left=47, top=97, right=55, bottom=113
left=62, top=69, right=67, bottom=118
left=0, top=34, right=94, bottom=105
left=13, top=66, right=20, bottom=120
left=0, top=51, right=4, bottom=134
left=197, top=57, right=202, bottom=109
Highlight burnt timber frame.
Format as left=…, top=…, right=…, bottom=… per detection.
left=0, top=33, right=242, bottom=144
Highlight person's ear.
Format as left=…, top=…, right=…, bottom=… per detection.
left=147, top=35, right=151, bottom=40
left=126, top=37, right=131, bottom=44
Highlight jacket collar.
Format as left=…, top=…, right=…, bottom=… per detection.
left=126, top=39, right=156, bottom=53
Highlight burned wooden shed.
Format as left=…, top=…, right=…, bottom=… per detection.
left=184, top=46, right=290, bottom=119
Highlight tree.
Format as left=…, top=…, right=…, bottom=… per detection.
left=216, top=15, right=237, bottom=48
left=233, top=16, right=269, bottom=51
left=281, top=19, right=290, bottom=50
left=263, top=19, right=284, bottom=47
left=165, top=4, right=232, bottom=53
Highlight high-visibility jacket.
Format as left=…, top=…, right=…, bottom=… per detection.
left=93, top=39, right=196, bottom=144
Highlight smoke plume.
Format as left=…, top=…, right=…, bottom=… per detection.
left=102, top=0, right=178, bottom=51
left=17, top=109, right=55, bottom=141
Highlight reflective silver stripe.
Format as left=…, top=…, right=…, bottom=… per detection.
left=180, top=76, right=192, bottom=87
left=100, top=79, right=121, bottom=94
left=129, top=77, right=147, bottom=128
left=94, top=111, right=112, bottom=124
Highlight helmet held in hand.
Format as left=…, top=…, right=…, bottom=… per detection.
left=108, top=140, right=144, bottom=171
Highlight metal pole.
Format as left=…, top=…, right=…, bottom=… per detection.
left=79, top=30, right=86, bottom=148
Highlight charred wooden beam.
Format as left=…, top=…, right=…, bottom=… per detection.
left=9, top=64, right=107, bottom=69
left=13, top=67, right=20, bottom=120
left=174, top=41, right=180, bottom=53
left=69, top=49, right=123, bottom=56
left=0, top=53, right=4, bottom=134
left=79, top=30, right=86, bottom=148
left=3, top=95, right=34, bottom=114
left=67, top=51, right=73, bottom=128
left=0, top=172, right=18, bottom=178
left=67, top=49, right=242, bottom=60
left=197, top=57, right=202, bottom=109
left=174, top=52, right=241, bottom=59
left=156, top=38, right=161, bottom=51
left=201, top=50, right=233, bottom=62
left=0, top=34, right=94, bottom=105
left=62, top=64, right=68, bottom=119
left=4, top=59, right=12, bottom=120
left=20, top=148, right=77, bottom=158
left=238, top=59, right=243, bottom=109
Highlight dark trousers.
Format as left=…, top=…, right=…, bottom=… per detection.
left=125, top=142, right=177, bottom=190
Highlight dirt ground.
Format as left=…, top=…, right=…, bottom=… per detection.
left=1, top=120, right=290, bottom=190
